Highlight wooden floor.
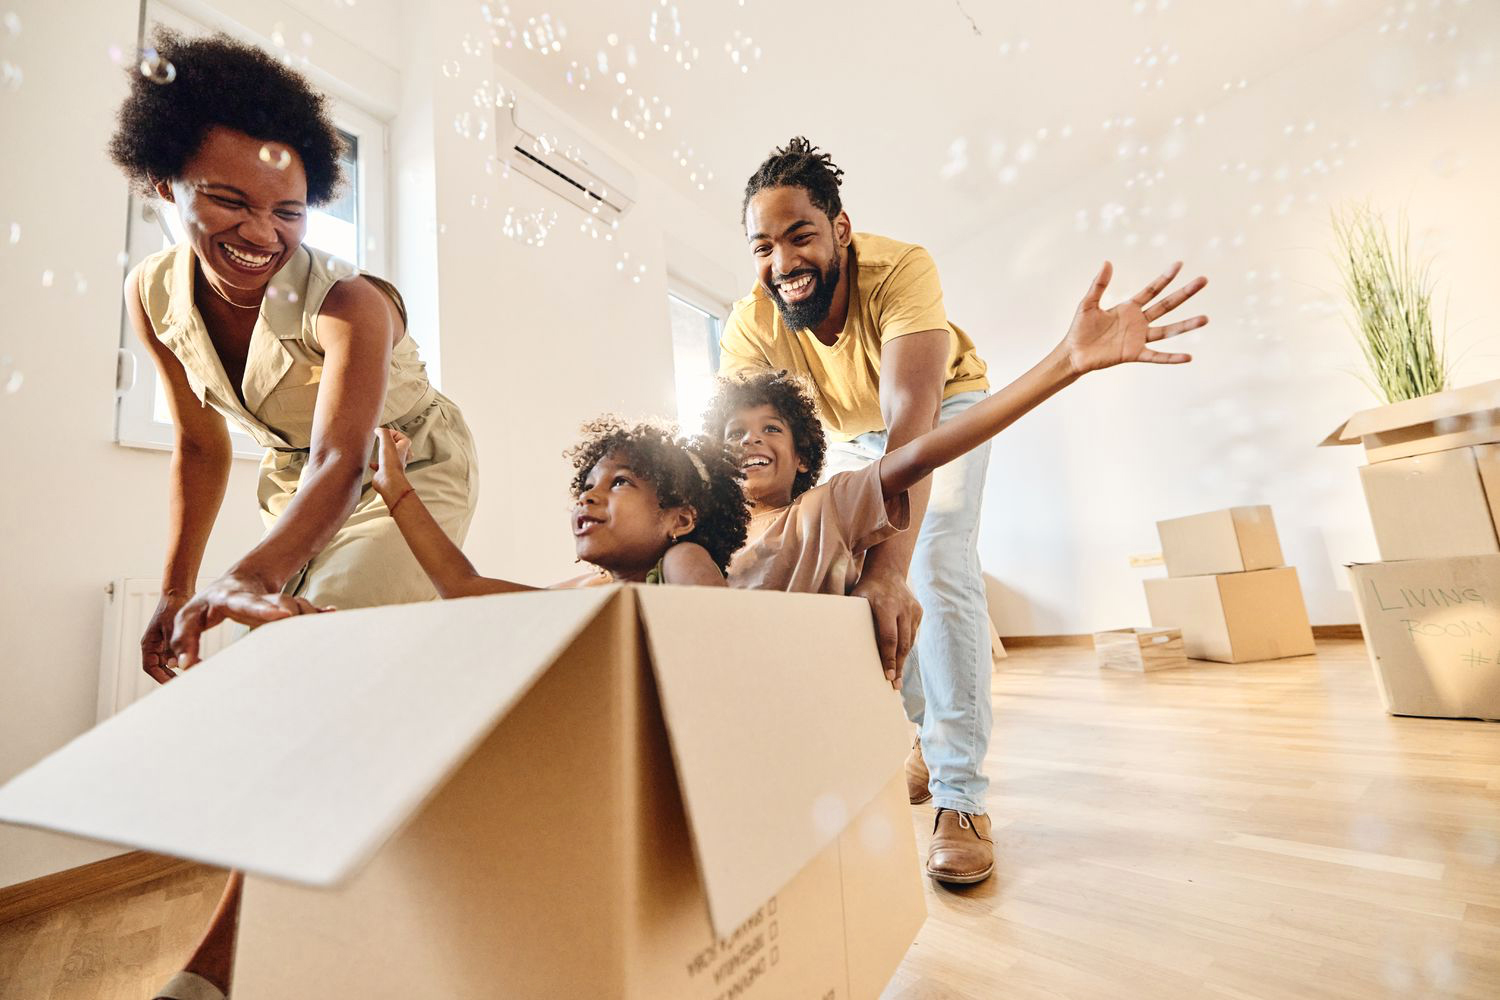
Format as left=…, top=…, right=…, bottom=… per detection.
left=886, top=640, right=1500, bottom=1000
left=1, top=640, right=1496, bottom=999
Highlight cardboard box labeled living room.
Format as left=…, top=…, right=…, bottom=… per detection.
left=1327, top=378, right=1500, bottom=720
left=0, top=586, right=926, bottom=998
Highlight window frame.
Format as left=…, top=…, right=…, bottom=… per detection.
left=114, top=3, right=389, bottom=459
left=666, top=275, right=731, bottom=434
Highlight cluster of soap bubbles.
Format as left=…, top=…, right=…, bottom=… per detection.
left=138, top=45, right=176, bottom=84
left=939, top=124, right=1070, bottom=188
left=669, top=144, right=713, bottom=191
left=611, top=91, right=670, bottom=140
left=579, top=214, right=619, bottom=241
left=616, top=251, right=648, bottom=284
left=473, top=79, right=517, bottom=112
left=648, top=3, right=699, bottom=70
left=724, top=29, right=760, bottom=73
left=1133, top=42, right=1178, bottom=91
left=2, top=355, right=21, bottom=395
left=258, top=144, right=292, bottom=170
left=452, top=110, right=490, bottom=142
left=268, top=21, right=314, bottom=70
left=501, top=206, right=558, bottom=247
left=1, top=10, right=20, bottom=92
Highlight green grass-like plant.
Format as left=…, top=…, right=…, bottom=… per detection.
left=1331, top=203, right=1447, bottom=404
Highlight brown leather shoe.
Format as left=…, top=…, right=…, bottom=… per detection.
left=925, top=809, right=994, bottom=884
left=905, top=735, right=932, bottom=804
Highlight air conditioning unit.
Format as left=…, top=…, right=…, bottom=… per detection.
left=496, top=97, right=637, bottom=223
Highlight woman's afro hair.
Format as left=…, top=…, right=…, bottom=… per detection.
left=703, top=370, right=827, bottom=500
left=566, top=416, right=750, bottom=575
left=108, top=28, right=346, bottom=206
left=741, top=136, right=845, bottom=228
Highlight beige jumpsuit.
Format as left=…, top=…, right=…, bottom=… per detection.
left=137, top=241, right=478, bottom=609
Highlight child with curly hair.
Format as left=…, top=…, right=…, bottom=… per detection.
left=707, top=258, right=1209, bottom=682
left=370, top=417, right=748, bottom=591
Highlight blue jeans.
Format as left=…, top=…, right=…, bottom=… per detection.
left=822, top=391, right=993, bottom=814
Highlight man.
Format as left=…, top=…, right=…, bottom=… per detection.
left=719, top=137, right=999, bottom=884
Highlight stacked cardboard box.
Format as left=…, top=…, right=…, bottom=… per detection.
left=1326, top=380, right=1500, bottom=719
left=0, top=587, right=926, bottom=998
left=1143, top=506, right=1316, bottom=663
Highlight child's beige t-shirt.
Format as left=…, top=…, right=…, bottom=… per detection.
left=728, top=459, right=910, bottom=596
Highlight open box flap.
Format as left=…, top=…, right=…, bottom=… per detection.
left=635, top=586, right=910, bottom=938
left=0, top=588, right=618, bottom=887
left=1322, top=379, right=1500, bottom=446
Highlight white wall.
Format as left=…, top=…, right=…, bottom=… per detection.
left=934, top=5, right=1500, bottom=634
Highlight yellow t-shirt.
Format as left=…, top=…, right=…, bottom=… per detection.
left=717, top=232, right=989, bottom=442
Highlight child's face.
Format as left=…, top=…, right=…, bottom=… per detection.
left=573, top=452, right=695, bottom=579
left=723, top=404, right=807, bottom=508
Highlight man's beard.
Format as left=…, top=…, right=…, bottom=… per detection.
left=770, top=254, right=841, bottom=332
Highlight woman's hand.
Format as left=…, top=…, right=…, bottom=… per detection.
left=370, top=427, right=413, bottom=500
left=170, top=574, right=329, bottom=669
left=141, top=591, right=190, bottom=685
left=1064, top=261, right=1208, bottom=376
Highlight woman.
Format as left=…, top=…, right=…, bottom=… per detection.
left=111, top=30, right=477, bottom=683
left=110, top=32, right=477, bottom=998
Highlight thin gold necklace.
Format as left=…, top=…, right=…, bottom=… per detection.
left=209, top=283, right=262, bottom=310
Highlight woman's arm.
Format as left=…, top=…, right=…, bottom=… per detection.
left=171, top=277, right=397, bottom=666
left=371, top=429, right=535, bottom=598
left=879, top=261, right=1208, bottom=500
left=125, top=266, right=234, bottom=684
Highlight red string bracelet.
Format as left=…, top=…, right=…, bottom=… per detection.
left=389, top=487, right=417, bottom=516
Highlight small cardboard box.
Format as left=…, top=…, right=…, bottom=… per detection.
left=1156, top=506, right=1284, bottom=578
left=1093, top=627, right=1188, bottom=672
left=1322, top=378, right=1500, bottom=464
left=1358, top=445, right=1500, bottom=561
left=0, top=587, right=925, bottom=998
left=1144, top=567, right=1315, bottom=663
left=1347, top=557, right=1500, bottom=720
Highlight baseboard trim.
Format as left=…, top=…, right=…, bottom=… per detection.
left=1001, top=625, right=1363, bottom=648
left=0, top=850, right=193, bottom=926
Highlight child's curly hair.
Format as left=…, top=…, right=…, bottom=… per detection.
left=566, top=417, right=749, bottom=574
left=703, top=370, right=827, bottom=500
left=108, top=28, right=346, bottom=205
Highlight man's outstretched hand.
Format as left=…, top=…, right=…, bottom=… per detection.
left=1064, top=261, right=1208, bottom=376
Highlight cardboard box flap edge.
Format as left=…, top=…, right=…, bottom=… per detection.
left=1322, top=378, right=1500, bottom=446
left=635, top=586, right=910, bottom=939
left=0, top=587, right=621, bottom=888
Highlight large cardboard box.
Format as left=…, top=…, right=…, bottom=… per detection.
left=1322, top=378, right=1500, bottom=464
left=1358, top=445, right=1500, bottom=561
left=1156, top=506, right=1284, bottom=578
left=1144, top=567, right=1315, bottom=663
left=1347, top=557, right=1500, bottom=720
left=0, top=586, right=925, bottom=998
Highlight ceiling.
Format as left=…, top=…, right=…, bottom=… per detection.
left=469, top=0, right=1390, bottom=253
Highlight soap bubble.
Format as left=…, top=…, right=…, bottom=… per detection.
left=74, top=272, right=88, bottom=294
left=139, top=47, right=176, bottom=84
left=3, top=11, right=20, bottom=35
left=811, top=792, right=848, bottom=837
left=40, top=269, right=54, bottom=288
left=441, top=60, right=461, bottom=78
left=1, top=60, right=21, bottom=90
left=258, top=144, right=291, bottom=170
left=7, top=222, right=17, bottom=245
left=3, top=370, right=21, bottom=394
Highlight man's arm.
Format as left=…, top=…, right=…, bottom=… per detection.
left=854, top=328, right=950, bottom=686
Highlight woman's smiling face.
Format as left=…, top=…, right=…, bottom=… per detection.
left=155, top=125, right=308, bottom=303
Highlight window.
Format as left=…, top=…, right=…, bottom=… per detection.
left=668, top=287, right=726, bottom=435
left=115, top=4, right=388, bottom=458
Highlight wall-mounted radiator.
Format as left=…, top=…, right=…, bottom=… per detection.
left=98, top=579, right=248, bottom=722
